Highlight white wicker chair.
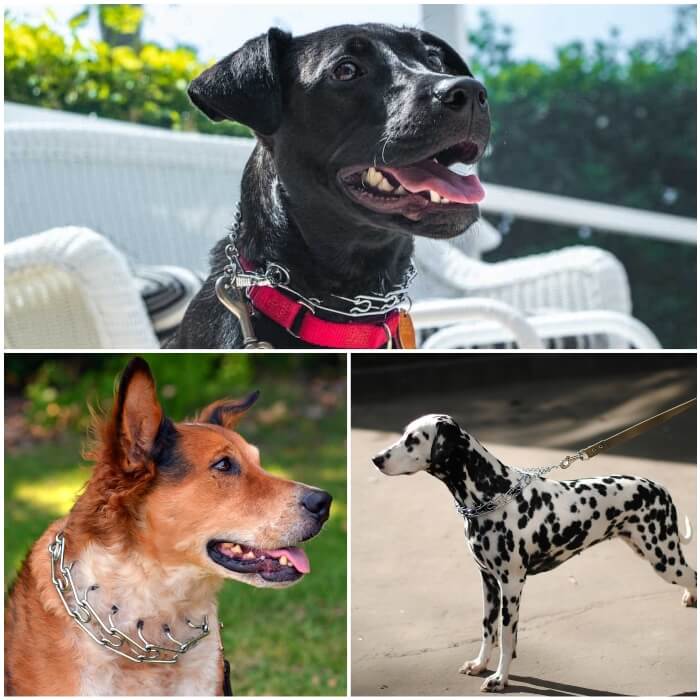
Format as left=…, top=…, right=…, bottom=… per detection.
left=5, top=227, right=158, bottom=349
left=4, top=103, right=660, bottom=349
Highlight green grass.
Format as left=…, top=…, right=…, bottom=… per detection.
left=4, top=386, right=347, bottom=696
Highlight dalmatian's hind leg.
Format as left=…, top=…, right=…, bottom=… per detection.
left=620, top=493, right=696, bottom=607
left=460, top=571, right=499, bottom=676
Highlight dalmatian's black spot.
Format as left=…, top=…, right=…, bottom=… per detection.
left=606, top=506, right=622, bottom=520
left=405, top=432, right=420, bottom=448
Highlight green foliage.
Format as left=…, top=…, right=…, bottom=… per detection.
left=98, top=4, right=144, bottom=37
left=5, top=353, right=343, bottom=432
left=5, top=354, right=347, bottom=695
left=469, top=8, right=696, bottom=347
left=4, top=9, right=251, bottom=137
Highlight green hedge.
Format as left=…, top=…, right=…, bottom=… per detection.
left=4, top=10, right=250, bottom=137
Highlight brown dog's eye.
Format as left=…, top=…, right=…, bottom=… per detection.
left=332, top=61, right=359, bottom=81
left=211, top=457, right=238, bottom=473
left=427, top=51, right=444, bottom=72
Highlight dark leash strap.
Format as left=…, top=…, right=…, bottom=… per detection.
left=578, top=397, right=697, bottom=459
left=223, top=658, right=233, bottom=696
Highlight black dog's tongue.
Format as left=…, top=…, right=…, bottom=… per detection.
left=384, top=160, right=485, bottom=203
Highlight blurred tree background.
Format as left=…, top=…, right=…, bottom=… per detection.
left=469, top=6, right=696, bottom=347
left=3, top=5, right=696, bottom=345
left=5, top=354, right=346, bottom=695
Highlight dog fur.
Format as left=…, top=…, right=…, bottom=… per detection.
left=5, top=358, right=331, bottom=695
left=373, top=414, right=697, bottom=692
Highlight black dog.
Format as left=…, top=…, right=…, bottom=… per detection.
left=168, top=24, right=490, bottom=348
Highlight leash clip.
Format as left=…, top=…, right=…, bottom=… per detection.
left=215, top=276, right=274, bottom=349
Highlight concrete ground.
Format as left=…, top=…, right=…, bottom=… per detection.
left=351, top=423, right=697, bottom=696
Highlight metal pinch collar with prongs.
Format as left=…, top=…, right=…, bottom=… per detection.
left=221, top=203, right=416, bottom=319
left=48, top=531, right=210, bottom=664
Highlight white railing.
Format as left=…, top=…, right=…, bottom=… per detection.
left=481, top=184, right=696, bottom=245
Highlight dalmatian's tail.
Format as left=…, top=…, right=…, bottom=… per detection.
left=680, top=515, right=694, bottom=545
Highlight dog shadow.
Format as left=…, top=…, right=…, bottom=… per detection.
left=494, top=673, right=695, bottom=697
left=501, top=674, right=627, bottom=696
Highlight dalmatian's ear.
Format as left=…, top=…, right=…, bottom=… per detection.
left=430, top=418, right=462, bottom=466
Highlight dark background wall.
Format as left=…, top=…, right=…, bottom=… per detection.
left=352, top=353, right=695, bottom=401
left=351, top=353, right=696, bottom=462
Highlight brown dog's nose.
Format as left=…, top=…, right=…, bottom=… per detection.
left=302, top=489, right=332, bottom=522
left=433, top=77, right=488, bottom=112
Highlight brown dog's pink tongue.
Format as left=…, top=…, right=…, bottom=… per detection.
left=384, top=160, right=485, bottom=204
left=267, top=547, right=310, bottom=573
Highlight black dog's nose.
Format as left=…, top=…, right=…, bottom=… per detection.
left=302, top=490, right=332, bottom=522
left=433, top=77, right=488, bottom=111
left=372, top=455, right=385, bottom=469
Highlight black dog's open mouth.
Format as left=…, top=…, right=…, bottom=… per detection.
left=207, top=540, right=308, bottom=583
left=338, top=140, right=484, bottom=221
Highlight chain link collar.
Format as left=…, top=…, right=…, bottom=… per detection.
left=49, top=531, right=211, bottom=664
left=222, top=203, right=415, bottom=319
left=455, top=451, right=588, bottom=520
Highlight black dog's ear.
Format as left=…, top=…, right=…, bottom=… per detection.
left=430, top=418, right=462, bottom=466
left=187, top=27, right=290, bottom=135
left=418, top=30, right=472, bottom=77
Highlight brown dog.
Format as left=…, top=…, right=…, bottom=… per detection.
left=5, top=358, right=332, bottom=695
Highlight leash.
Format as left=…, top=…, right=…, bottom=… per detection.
left=456, top=397, right=697, bottom=519
left=215, top=203, right=417, bottom=348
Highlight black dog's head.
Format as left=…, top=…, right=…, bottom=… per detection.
left=189, top=23, right=490, bottom=240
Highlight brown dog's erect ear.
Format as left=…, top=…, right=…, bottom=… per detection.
left=114, top=357, right=163, bottom=472
left=198, top=390, right=260, bottom=431
left=187, top=27, right=290, bottom=135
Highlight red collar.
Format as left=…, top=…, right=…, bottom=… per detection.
left=239, top=257, right=402, bottom=349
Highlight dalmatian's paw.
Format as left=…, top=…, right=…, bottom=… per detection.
left=480, top=673, right=507, bottom=692
left=459, top=658, right=488, bottom=675
left=682, top=590, right=697, bottom=608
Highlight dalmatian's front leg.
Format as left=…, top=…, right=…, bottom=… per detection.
left=460, top=570, right=500, bottom=675
left=481, top=579, right=524, bottom=692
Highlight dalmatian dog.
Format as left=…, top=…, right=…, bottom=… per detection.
left=372, top=414, right=697, bottom=693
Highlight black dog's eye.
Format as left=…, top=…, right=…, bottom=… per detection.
left=332, top=61, right=360, bottom=81
left=426, top=51, right=444, bottom=72
left=211, top=457, right=238, bottom=473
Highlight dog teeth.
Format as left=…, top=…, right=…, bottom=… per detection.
left=243, top=551, right=255, bottom=560
left=395, top=185, right=407, bottom=195
left=440, top=197, right=450, bottom=204
left=279, top=555, right=289, bottom=566
left=377, top=177, right=394, bottom=192
left=231, top=544, right=242, bottom=554
left=429, top=190, right=441, bottom=203
left=366, top=167, right=383, bottom=187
